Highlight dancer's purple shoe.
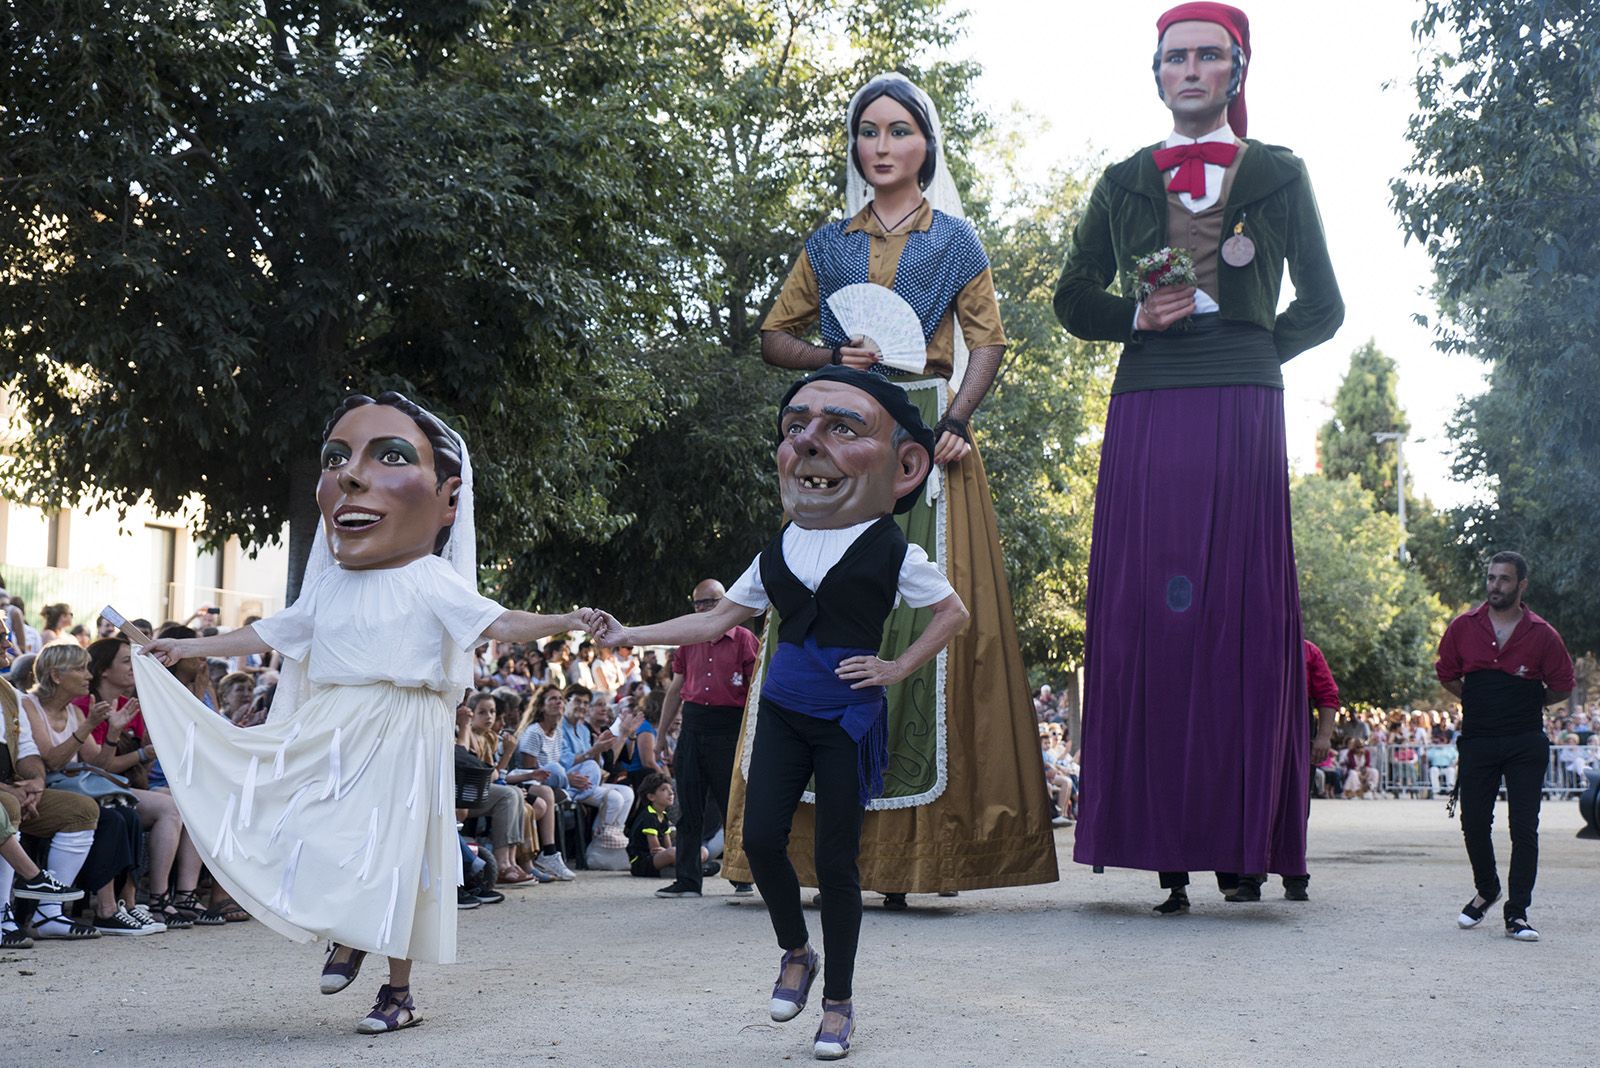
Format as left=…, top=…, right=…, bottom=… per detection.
left=769, top=945, right=820, bottom=1022
left=813, top=998, right=855, bottom=1060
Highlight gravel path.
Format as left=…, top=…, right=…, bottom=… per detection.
left=6, top=797, right=1592, bottom=1066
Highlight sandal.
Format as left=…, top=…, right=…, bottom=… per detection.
left=813, top=998, right=855, bottom=1060
left=1, top=904, right=33, bottom=948
left=148, top=890, right=196, bottom=930
left=170, top=889, right=226, bottom=927
left=356, top=983, right=424, bottom=1034
left=320, top=942, right=368, bottom=994
left=770, top=945, right=820, bottom=1022
left=31, top=912, right=102, bottom=940
left=213, top=896, right=251, bottom=923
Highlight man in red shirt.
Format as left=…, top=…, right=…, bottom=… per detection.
left=1279, top=639, right=1340, bottom=901
left=1435, top=551, right=1573, bottom=942
left=654, top=579, right=760, bottom=899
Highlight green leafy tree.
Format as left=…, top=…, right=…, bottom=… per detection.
left=510, top=0, right=989, bottom=619
left=1392, top=0, right=1600, bottom=655
left=1292, top=474, right=1451, bottom=707
left=980, top=166, right=1115, bottom=676
left=1316, top=340, right=1409, bottom=511
left=2, top=1, right=704, bottom=599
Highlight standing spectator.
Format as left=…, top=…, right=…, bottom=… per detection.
left=41, top=604, right=74, bottom=646
left=543, top=639, right=571, bottom=690
left=1285, top=639, right=1341, bottom=900
left=567, top=641, right=598, bottom=691
left=592, top=644, right=623, bottom=702
left=1436, top=551, right=1573, bottom=942
left=652, top=579, right=759, bottom=900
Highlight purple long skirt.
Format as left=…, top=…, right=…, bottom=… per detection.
left=1074, top=384, right=1308, bottom=876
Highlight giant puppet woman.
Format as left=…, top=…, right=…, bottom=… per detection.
left=137, top=393, right=594, bottom=1034
left=726, top=73, right=1058, bottom=900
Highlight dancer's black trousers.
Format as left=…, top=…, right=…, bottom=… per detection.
left=742, top=696, right=864, bottom=1002
left=673, top=702, right=741, bottom=890
left=1457, top=730, right=1548, bottom=917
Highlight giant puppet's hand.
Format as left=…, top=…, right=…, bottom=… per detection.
left=835, top=655, right=909, bottom=689
left=1135, top=285, right=1197, bottom=332
left=585, top=609, right=627, bottom=647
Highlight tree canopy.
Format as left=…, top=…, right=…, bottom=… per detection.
left=3, top=0, right=707, bottom=596
left=1393, top=0, right=1600, bottom=654
left=1292, top=475, right=1451, bottom=708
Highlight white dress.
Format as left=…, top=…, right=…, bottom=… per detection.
left=132, top=555, right=505, bottom=964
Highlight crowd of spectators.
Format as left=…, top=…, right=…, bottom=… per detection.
left=1029, top=681, right=1600, bottom=809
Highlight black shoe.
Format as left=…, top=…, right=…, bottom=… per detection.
left=1225, top=882, right=1262, bottom=903
left=1283, top=883, right=1310, bottom=902
left=882, top=893, right=908, bottom=911
left=731, top=882, right=754, bottom=895
left=14, top=869, right=84, bottom=904
left=472, top=887, right=506, bottom=905
left=456, top=887, right=481, bottom=910
left=1457, top=891, right=1500, bottom=928
left=1152, top=891, right=1190, bottom=915
left=1505, top=915, right=1540, bottom=942
left=701, top=860, right=721, bottom=878
left=655, top=880, right=702, bottom=899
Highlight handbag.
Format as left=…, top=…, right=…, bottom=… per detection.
left=46, top=763, right=139, bottom=807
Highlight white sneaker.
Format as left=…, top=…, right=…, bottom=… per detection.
left=531, top=853, right=577, bottom=882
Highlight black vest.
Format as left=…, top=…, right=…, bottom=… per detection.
left=760, top=516, right=907, bottom=649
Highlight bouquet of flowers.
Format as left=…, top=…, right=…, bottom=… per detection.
left=1132, top=246, right=1198, bottom=301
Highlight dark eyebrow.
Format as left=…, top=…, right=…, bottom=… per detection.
left=821, top=405, right=866, bottom=424
left=781, top=404, right=810, bottom=418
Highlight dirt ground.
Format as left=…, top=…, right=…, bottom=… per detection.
left=4, top=797, right=1594, bottom=1067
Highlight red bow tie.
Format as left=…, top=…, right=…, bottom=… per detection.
left=1152, top=141, right=1239, bottom=198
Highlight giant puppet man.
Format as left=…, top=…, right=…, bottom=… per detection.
left=1053, top=3, right=1344, bottom=911
left=593, top=366, right=968, bottom=1058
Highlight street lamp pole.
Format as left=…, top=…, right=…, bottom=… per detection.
left=1373, top=431, right=1408, bottom=563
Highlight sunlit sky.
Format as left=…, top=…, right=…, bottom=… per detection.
left=958, top=0, right=1484, bottom=505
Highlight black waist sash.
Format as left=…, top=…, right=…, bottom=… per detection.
left=1113, top=314, right=1281, bottom=395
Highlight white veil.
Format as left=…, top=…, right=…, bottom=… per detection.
left=844, top=72, right=970, bottom=388
left=268, top=409, right=478, bottom=723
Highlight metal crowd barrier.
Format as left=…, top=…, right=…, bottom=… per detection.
left=1351, top=742, right=1598, bottom=799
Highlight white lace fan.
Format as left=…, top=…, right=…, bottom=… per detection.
left=825, top=283, right=928, bottom=374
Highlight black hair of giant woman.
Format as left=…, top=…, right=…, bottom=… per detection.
left=849, top=79, right=938, bottom=190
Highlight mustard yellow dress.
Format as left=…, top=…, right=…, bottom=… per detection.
left=721, top=201, right=1059, bottom=892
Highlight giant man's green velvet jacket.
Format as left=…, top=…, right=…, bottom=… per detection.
left=1053, top=139, right=1344, bottom=370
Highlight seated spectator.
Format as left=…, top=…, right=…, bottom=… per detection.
left=628, top=773, right=706, bottom=878
left=20, top=644, right=150, bottom=935
left=1343, top=737, right=1380, bottom=799
left=216, top=671, right=256, bottom=725
left=0, top=785, right=86, bottom=947
left=1314, top=747, right=1342, bottom=798
left=457, top=693, right=535, bottom=885
left=1, top=648, right=101, bottom=945
left=41, top=603, right=74, bottom=646
left=76, top=638, right=221, bottom=926
left=558, top=685, right=638, bottom=846
left=1039, top=724, right=1074, bottom=825
left=1557, top=733, right=1588, bottom=789
left=616, top=691, right=666, bottom=788
left=1426, top=738, right=1459, bottom=798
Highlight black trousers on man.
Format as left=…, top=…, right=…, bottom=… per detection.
left=1457, top=730, right=1549, bottom=918
left=673, top=701, right=742, bottom=890
left=742, top=696, right=864, bottom=1003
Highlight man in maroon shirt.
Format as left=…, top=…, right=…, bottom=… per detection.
left=1435, top=551, right=1573, bottom=942
left=654, top=579, right=761, bottom=899
left=1278, top=639, right=1341, bottom=901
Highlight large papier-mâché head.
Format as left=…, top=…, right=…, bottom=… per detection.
left=317, top=391, right=463, bottom=570
left=776, top=366, right=937, bottom=530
